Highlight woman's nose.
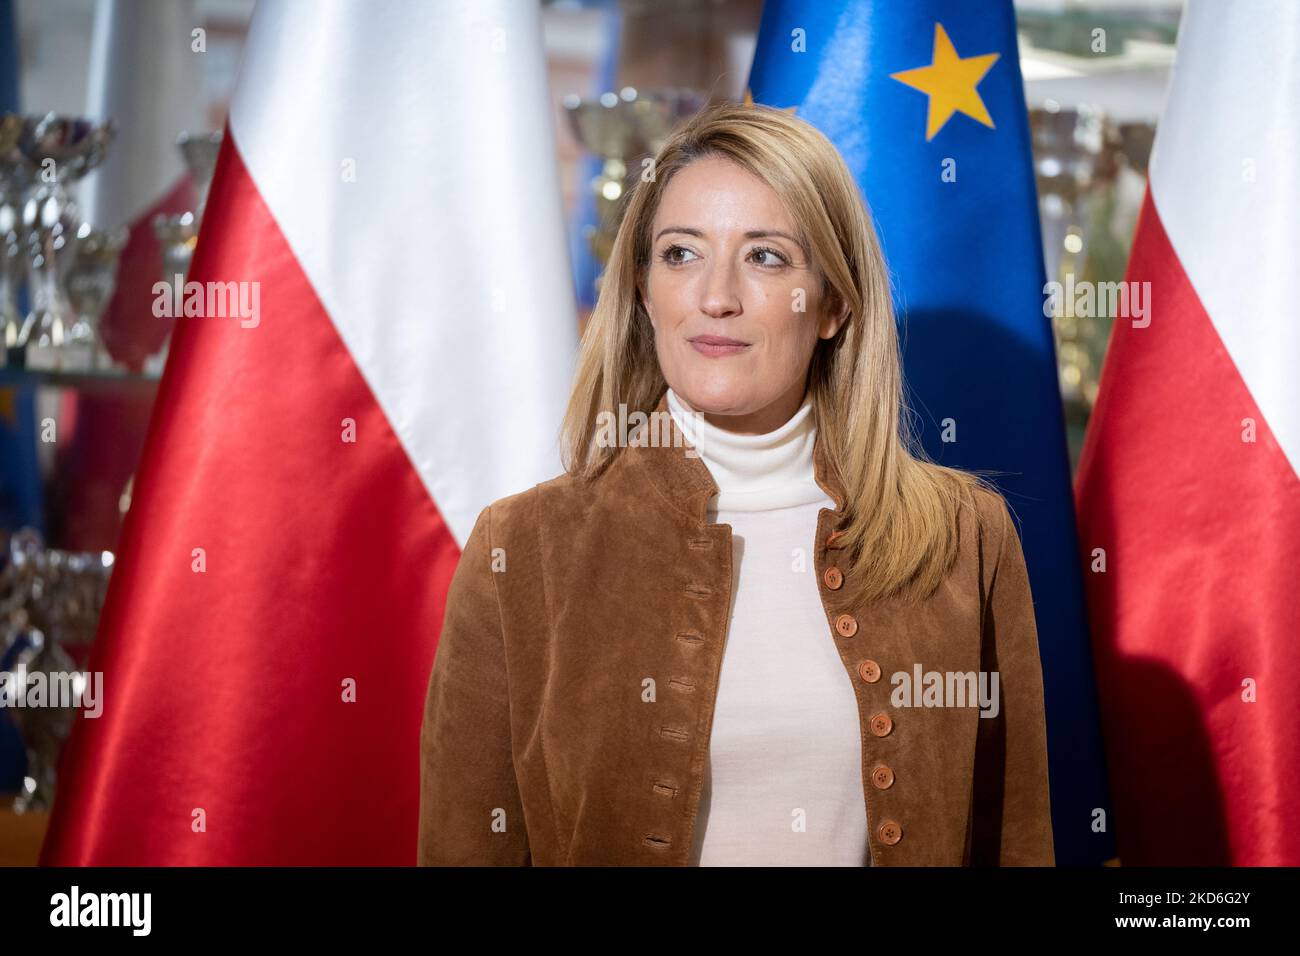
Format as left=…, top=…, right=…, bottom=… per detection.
left=699, top=261, right=742, bottom=318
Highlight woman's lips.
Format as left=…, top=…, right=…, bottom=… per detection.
left=689, top=335, right=751, bottom=358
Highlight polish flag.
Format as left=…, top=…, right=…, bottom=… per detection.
left=1075, top=0, right=1300, bottom=865
left=41, top=0, right=577, bottom=864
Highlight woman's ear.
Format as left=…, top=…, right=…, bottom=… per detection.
left=638, top=277, right=655, bottom=325
left=818, top=290, right=850, bottom=340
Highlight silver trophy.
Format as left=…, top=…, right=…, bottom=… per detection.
left=14, top=113, right=114, bottom=369
left=148, top=131, right=222, bottom=374
left=0, top=114, right=26, bottom=362
left=177, top=130, right=222, bottom=218
left=563, top=87, right=706, bottom=287
left=152, top=210, right=198, bottom=283
left=5, top=629, right=82, bottom=814
left=0, top=528, right=114, bottom=813
left=152, top=131, right=221, bottom=284
left=62, top=223, right=128, bottom=370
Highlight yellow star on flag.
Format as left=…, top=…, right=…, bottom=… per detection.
left=890, top=23, right=1000, bottom=141
left=741, top=87, right=797, bottom=114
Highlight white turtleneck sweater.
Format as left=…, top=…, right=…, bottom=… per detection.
left=666, top=388, right=872, bottom=867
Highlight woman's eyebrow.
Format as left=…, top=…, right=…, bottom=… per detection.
left=654, top=226, right=809, bottom=254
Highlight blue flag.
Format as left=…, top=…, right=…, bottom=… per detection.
left=748, top=0, right=1115, bottom=866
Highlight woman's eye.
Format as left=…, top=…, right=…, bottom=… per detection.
left=659, top=244, right=789, bottom=267
left=749, top=246, right=790, bottom=267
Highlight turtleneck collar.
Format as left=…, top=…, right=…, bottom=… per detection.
left=665, top=387, right=833, bottom=513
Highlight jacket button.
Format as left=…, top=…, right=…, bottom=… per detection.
left=857, top=659, right=881, bottom=683
left=822, top=566, right=844, bottom=590
left=834, top=613, right=858, bottom=638
left=871, top=765, right=895, bottom=789
left=878, top=820, right=903, bottom=845
left=826, top=529, right=846, bottom=550
left=869, top=712, right=893, bottom=736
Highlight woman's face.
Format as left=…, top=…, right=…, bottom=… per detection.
left=641, top=154, right=848, bottom=435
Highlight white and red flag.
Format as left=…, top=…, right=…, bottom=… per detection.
left=42, top=0, right=576, bottom=864
left=1075, top=0, right=1300, bottom=864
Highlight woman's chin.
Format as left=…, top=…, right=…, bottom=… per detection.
left=671, top=379, right=755, bottom=417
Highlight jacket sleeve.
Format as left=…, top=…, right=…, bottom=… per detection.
left=418, top=505, right=531, bottom=866
left=969, top=497, right=1056, bottom=866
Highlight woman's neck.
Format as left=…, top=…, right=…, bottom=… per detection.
left=665, top=387, right=830, bottom=513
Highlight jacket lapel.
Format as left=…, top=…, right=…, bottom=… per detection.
left=627, top=388, right=849, bottom=526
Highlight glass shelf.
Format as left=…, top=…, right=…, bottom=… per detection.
left=0, top=366, right=161, bottom=393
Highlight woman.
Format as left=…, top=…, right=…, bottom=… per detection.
left=418, top=101, right=1054, bottom=867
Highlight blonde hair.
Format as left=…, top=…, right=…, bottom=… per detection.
left=560, top=101, right=999, bottom=606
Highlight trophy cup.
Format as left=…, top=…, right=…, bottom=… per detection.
left=146, top=210, right=195, bottom=376
left=5, top=628, right=82, bottom=814
left=62, top=222, right=128, bottom=370
left=13, top=113, right=114, bottom=370
left=153, top=210, right=198, bottom=282
left=147, top=131, right=222, bottom=375
left=177, top=130, right=222, bottom=218
left=0, top=199, right=23, bottom=364
left=563, top=87, right=706, bottom=293
left=152, top=131, right=221, bottom=284
left=0, top=114, right=25, bottom=364
left=0, top=528, right=114, bottom=813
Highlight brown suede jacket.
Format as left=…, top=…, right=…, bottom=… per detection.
left=418, top=389, right=1055, bottom=866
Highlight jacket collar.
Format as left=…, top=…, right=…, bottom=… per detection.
left=625, top=388, right=847, bottom=525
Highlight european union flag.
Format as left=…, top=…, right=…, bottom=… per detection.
left=748, top=0, right=1115, bottom=866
